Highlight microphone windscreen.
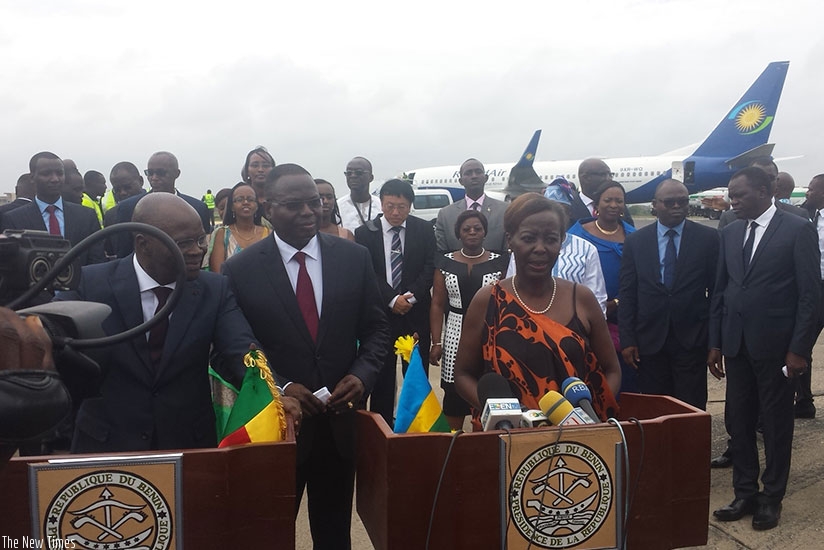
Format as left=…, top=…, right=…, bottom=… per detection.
left=477, top=372, right=515, bottom=405
left=562, top=377, right=593, bottom=406
left=538, top=390, right=574, bottom=425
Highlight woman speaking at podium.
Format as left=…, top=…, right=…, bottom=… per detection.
left=454, top=193, right=620, bottom=426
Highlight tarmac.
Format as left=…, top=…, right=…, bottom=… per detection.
left=296, top=216, right=824, bottom=549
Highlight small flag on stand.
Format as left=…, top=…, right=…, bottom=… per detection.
left=393, top=335, right=451, bottom=433
left=216, top=348, right=287, bottom=447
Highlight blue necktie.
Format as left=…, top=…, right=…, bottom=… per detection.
left=390, top=226, right=403, bottom=290
left=663, top=229, right=677, bottom=289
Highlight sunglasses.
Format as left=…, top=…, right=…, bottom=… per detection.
left=658, top=197, right=689, bottom=208
left=269, top=197, right=322, bottom=211
left=144, top=168, right=169, bottom=177
left=175, top=235, right=209, bottom=250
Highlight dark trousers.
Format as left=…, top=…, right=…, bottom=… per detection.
left=295, top=416, right=356, bottom=550
left=797, top=282, right=824, bottom=405
left=725, top=345, right=795, bottom=503
left=639, top=332, right=708, bottom=410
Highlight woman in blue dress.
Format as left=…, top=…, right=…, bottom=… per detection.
left=567, top=180, right=637, bottom=393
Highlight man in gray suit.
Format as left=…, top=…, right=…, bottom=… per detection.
left=434, top=158, right=507, bottom=253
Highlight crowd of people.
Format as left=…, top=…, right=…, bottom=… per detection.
left=1, top=147, right=822, bottom=545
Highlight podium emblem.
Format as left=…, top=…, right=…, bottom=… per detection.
left=509, top=442, right=612, bottom=548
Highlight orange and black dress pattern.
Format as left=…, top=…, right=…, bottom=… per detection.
left=480, top=282, right=619, bottom=421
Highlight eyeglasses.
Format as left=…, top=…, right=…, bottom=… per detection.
left=344, top=169, right=369, bottom=178
left=658, top=197, right=689, bottom=208
left=233, top=195, right=257, bottom=204
left=269, top=197, right=322, bottom=211
left=383, top=203, right=410, bottom=212
left=144, top=168, right=169, bottom=177
left=175, top=235, right=209, bottom=250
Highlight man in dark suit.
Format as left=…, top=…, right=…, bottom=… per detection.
left=112, top=151, right=212, bottom=257
left=223, top=164, right=389, bottom=550
left=619, top=179, right=719, bottom=409
left=0, top=174, right=35, bottom=218
left=355, top=179, right=435, bottom=428
left=568, top=158, right=634, bottom=228
left=0, top=152, right=105, bottom=267
left=718, top=159, right=808, bottom=229
left=58, top=193, right=295, bottom=453
left=708, top=167, right=820, bottom=530
left=434, top=158, right=507, bottom=253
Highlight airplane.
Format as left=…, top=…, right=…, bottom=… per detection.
left=403, top=61, right=790, bottom=204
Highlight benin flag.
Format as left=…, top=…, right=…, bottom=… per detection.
left=218, top=349, right=286, bottom=447
left=393, top=338, right=451, bottom=433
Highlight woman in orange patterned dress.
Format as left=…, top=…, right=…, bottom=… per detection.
left=454, top=193, right=621, bottom=422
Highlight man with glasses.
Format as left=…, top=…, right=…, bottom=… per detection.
left=113, top=151, right=212, bottom=257
left=223, top=164, right=389, bottom=549
left=338, top=156, right=382, bottom=233
left=57, top=193, right=300, bottom=453
left=569, top=158, right=635, bottom=228
left=355, top=179, right=436, bottom=427
left=435, top=158, right=507, bottom=253
left=619, top=179, right=719, bottom=409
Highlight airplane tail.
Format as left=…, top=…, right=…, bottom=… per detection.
left=692, top=61, right=789, bottom=159
left=504, top=130, right=545, bottom=198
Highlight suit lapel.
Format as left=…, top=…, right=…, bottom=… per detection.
left=317, top=234, right=337, bottom=346
left=157, top=278, right=201, bottom=379
left=260, top=238, right=316, bottom=347
left=672, top=221, right=696, bottom=289
left=111, top=257, right=153, bottom=373
left=745, top=210, right=783, bottom=278
left=23, top=203, right=48, bottom=231
left=727, top=220, right=747, bottom=281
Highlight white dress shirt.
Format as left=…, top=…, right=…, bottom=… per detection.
left=744, top=203, right=777, bottom=263
left=133, top=254, right=177, bottom=337
left=274, top=232, right=323, bottom=315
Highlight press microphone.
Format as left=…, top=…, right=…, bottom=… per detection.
left=561, top=377, right=601, bottom=423
left=520, top=409, right=549, bottom=428
left=478, top=372, right=522, bottom=431
left=538, top=390, right=595, bottom=426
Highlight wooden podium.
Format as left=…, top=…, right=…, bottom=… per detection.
left=356, top=393, right=710, bottom=549
left=0, top=435, right=296, bottom=548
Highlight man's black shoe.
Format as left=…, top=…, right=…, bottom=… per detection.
left=710, top=453, right=732, bottom=468
left=752, top=502, right=782, bottom=530
left=713, top=497, right=757, bottom=521
left=795, top=402, right=816, bottom=419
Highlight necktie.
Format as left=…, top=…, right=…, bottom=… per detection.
left=663, top=229, right=677, bottom=289
left=469, top=202, right=480, bottom=211
left=743, top=221, right=758, bottom=269
left=814, top=210, right=820, bottom=226
left=148, top=286, right=172, bottom=368
left=45, top=204, right=60, bottom=236
left=390, top=226, right=403, bottom=290
left=294, top=252, right=319, bottom=341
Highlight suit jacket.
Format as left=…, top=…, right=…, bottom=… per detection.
left=58, top=257, right=254, bottom=453
left=222, top=233, right=389, bottom=461
left=355, top=214, right=435, bottom=340
left=569, top=189, right=635, bottom=229
left=619, top=219, right=719, bottom=355
left=435, top=196, right=508, bottom=253
left=709, top=209, right=820, bottom=360
left=717, top=200, right=809, bottom=229
left=113, top=190, right=212, bottom=257
left=0, top=197, right=32, bottom=216
left=0, top=201, right=105, bottom=266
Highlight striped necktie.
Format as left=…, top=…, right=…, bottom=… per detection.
left=390, top=226, right=403, bottom=290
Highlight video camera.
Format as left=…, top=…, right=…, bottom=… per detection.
left=0, top=230, right=79, bottom=304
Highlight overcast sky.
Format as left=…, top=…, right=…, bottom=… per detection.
left=1, top=0, right=822, bottom=199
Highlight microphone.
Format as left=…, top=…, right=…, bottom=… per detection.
left=477, top=373, right=522, bottom=431
left=520, top=409, right=549, bottom=428
left=561, top=377, right=601, bottom=423
left=538, top=390, right=596, bottom=426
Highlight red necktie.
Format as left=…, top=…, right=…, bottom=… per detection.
left=45, top=204, right=60, bottom=236
left=148, top=286, right=172, bottom=368
left=294, top=252, right=319, bottom=341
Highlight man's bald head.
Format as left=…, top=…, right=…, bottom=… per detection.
left=133, top=193, right=206, bottom=283
left=775, top=172, right=795, bottom=201
left=578, top=158, right=612, bottom=196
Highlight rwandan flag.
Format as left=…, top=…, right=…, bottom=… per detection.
left=216, top=348, right=287, bottom=447
left=393, top=336, right=451, bottom=433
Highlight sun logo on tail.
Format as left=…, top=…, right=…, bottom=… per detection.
left=729, top=101, right=773, bottom=135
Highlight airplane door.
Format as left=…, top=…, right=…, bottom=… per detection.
left=671, top=161, right=684, bottom=182
left=683, top=161, right=696, bottom=185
